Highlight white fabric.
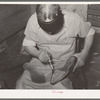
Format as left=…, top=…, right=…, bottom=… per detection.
left=23, top=38, right=36, bottom=46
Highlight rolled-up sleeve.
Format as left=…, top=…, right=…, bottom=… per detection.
left=78, top=17, right=95, bottom=37
left=23, top=37, right=36, bottom=46
left=86, top=27, right=95, bottom=37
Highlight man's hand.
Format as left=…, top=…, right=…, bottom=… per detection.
left=72, top=52, right=87, bottom=71
left=38, top=50, right=52, bottom=63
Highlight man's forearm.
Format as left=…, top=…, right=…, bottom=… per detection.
left=24, top=46, right=41, bottom=58
left=81, top=35, right=94, bottom=57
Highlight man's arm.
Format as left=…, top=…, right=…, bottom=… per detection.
left=24, top=46, right=40, bottom=58
left=81, top=34, right=94, bottom=59
left=24, top=46, right=51, bottom=63
left=73, top=28, right=95, bottom=71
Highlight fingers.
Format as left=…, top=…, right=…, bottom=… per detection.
left=73, top=57, right=84, bottom=72
left=38, top=50, right=51, bottom=63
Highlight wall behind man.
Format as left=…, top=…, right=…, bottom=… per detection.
left=0, top=5, right=33, bottom=71
left=0, top=4, right=32, bottom=53
left=60, top=4, right=88, bottom=21
left=0, top=5, right=31, bottom=42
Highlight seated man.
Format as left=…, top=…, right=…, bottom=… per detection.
left=16, top=4, right=95, bottom=89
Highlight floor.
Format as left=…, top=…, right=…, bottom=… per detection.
left=0, top=29, right=100, bottom=89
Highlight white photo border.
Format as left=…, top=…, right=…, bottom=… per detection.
left=0, top=1, right=100, bottom=98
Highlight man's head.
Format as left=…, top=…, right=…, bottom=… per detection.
left=36, top=4, right=64, bottom=35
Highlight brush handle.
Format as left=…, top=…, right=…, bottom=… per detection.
left=49, top=59, right=53, bottom=70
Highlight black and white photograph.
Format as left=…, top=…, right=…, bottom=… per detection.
left=0, top=2, right=100, bottom=93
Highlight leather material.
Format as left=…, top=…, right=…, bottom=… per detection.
left=50, top=56, right=77, bottom=85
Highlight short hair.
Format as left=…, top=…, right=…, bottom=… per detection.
left=36, top=4, right=61, bottom=22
